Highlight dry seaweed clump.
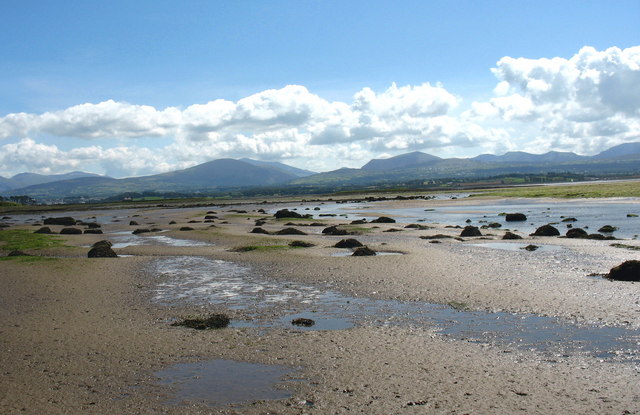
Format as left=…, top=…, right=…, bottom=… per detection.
left=171, top=314, right=230, bottom=330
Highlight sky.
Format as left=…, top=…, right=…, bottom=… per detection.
left=0, top=0, right=639, bottom=178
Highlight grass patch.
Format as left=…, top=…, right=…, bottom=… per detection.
left=473, top=181, right=640, bottom=199
left=0, top=229, right=65, bottom=252
left=0, top=256, right=58, bottom=263
left=611, top=243, right=640, bottom=251
left=230, top=244, right=288, bottom=252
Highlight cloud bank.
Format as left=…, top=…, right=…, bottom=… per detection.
left=1, top=46, right=638, bottom=177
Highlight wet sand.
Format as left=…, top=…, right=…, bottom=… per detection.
left=1, top=196, right=639, bottom=414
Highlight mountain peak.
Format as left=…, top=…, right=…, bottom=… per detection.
left=361, top=151, right=441, bottom=171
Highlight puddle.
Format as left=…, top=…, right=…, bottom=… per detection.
left=155, top=359, right=294, bottom=406
left=470, top=242, right=563, bottom=252
left=110, top=232, right=212, bottom=248
left=148, top=256, right=640, bottom=363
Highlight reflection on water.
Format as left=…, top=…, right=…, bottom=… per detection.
left=149, top=256, right=640, bottom=363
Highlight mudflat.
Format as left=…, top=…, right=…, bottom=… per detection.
left=1, top=196, right=639, bottom=414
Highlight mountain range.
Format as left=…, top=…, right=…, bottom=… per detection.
left=2, top=142, right=639, bottom=202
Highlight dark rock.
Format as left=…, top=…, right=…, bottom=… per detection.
left=86, top=222, right=101, bottom=229
left=255, top=220, right=267, bottom=226
left=566, top=228, right=588, bottom=238
left=460, top=226, right=482, bottom=237
left=522, top=244, right=539, bottom=251
left=274, top=209, right=305, bottom=219
left=370, top=216, right=396, bottom=223
left=129, top=221, right=140, bottom=226
left=605, top=260, right=640, bottom=282
left=92, top=240, right=112, bottom=249
left=530, top=225, right=560, bottom=236
left=482, top=222, right=502, bottom=229
left=169, top=221, right=177, bottom=225
left=561, top=217, right=578, bottom=222
left=204, top=215, right=218, bottom=220
left=250, top=227, right=270, bottom=234
left=179, top=227, right=194, bottom=231
left=334, top=239, right=364, bottom=248
left=587, top=233, right=606, bottom=240
left=274, top=228, right=307, bottom=235
left=171, top=314, right=230, bottom=330
left=598, top=225, right=618, bottom=233
left=257, top=209, right=266, bottom=214
left=88, top=245, right=118, bottom=258
left=627, top=213, right=638, bottom=218
left=505, top=213, right=527, bottom=222
left=83, top=229, right=103, bottom=234
left=60, top=227, right=82, bottom=235
left=291, top=318, right=315, bottom=327
left=187, top=220, right=201, bottom=224
left=34, top=227, right=54, bottom=234
left=43, top=217, right=76, bottom=226
left=8, top=250, right=29, bottom=256
left=352, top=246, right=376, bottom=256
left=289, top=241, right=315, bottom=248
left=384, top=228, right=403, bottom=232
left=132, top=228, right=151, bottom=235
left=350, top=219, right=367, bottom=225
left=322, top=226, right=348, bottom=236
left=420, top=234, right=455, bottom=240
left=502, top=232, right=523, bottom=240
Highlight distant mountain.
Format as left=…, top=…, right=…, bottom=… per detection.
left=239, top=158, right=316, bottom=177
left=593, top=142, right=640, bottom=160
left=473, top=151, right=586, bottom=164
left=3, top=171, right=107, bottom=191
left=362, top=151, right=441, bottom=171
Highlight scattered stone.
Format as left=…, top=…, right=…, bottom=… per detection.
left=60, top=227, right=82, bottom=235
left=179, top=227, right=194, bottom=231
left=34, top=227, right=54, bottom=234
left=460, top=226, right=482, bottom=237
left=8, top=250, right=29, bottom=256
left=129, top=220, right=139, bottom=226
left=204, top=215, right=218, bottom=220
left=352, top=246, right=376, bottom=256
left=627, top=213, right=638, bottom=218
left=169, top=221, right=177, bottom=225
left=250, top=227, right=270, bottom=234
left=334, top=239, right=364, bottom=248
left=521, top=244, right=539, bottom=251
left=132, top=228, right=151, bottom=235
left=502, top=232, right=523, bottom=240
left=505, top=213, right=527, bottom=222
left=187, top=220, right=201, bottom=223
left=289, top=240, right=315, bottom=248
left=561, top=217, right=578, bottom=222
left=274, top=228, right=307, bottom=235
left=171, top=314, right=230, bottom=330
left=605, top=260, right=640, bottom=282
left=43, top=217, right=76, bottom=226
left=274, top=209, right=308, bottom=219
left=88, top=245, right=118, bottom=258
left=530, top=225, right=560, bottom=236
left=598, top=225, right=618, bottom=233
left=322, top=226, right=348, bottom=236
left=566, top=228, right=588, bottom=238
left=291, top=318, right=315, bottom=327
left=84, top=229, right=103, bottom=234
left=370, top=216, right=396, bottom=223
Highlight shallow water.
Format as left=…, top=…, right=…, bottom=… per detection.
left=470, top=242, right=563, bottom=252
left=111, top=231, right=213, bottom=248
left=149, top=256, right=640, bottom=363
left=155, top=359, right=294, bottom=406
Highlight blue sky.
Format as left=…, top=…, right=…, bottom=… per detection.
left=1, top=1, right=639, bottom=177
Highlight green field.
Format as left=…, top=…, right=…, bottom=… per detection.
left=0, top=229, right=65, bottom=252
left=474, top=181, right=640, bottom=199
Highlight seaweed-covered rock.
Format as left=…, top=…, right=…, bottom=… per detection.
left=605, top=260, right=640, bottom=282
left=291, top=318, right=315, bottom=327
left=502, top=232, right=523, bottom=240
left=598, top=225, right=618, bottom=233
left=530, top=225, right=560, bottom=236
left=522, top=244, right=539, bottom=251
left=34, top=227, right=54, bottom=234
left=88, top=245, right=118, bottom=258
left=274, top=227, right=307, bottom=235
left=255, top=220, right=267, bottom=226
left=334, top=238, right=364, bottom=248
left=566, top=228, right=588, bottom=239
left=351, top=219, right=367, bottom=225
left=460, top=226, right=482, bottom=237
left=274, top=209, right=305, bottom=219
left=250, top=227, right=270, bottom=234
left=322, top=226, right=348, bottom=236
left=505, top=213, right=527, bottom=222
left=60, top=227, right=82, bottom=235
left=84, top=229, right=103, bottom=234
left=561, top=217, right=578, bottom=222
left=129, top=220, right=139, bottom=226
left=92, top=240, right=113, bottom=248
left=370, top=216, right=396, bottom=223
left=204, top=215, right=218, bottom=220
left=289, top=240, right=315, bottom=248
left=179, top=227, right=194, bottom=231
left=44, top=217, right=76, bottom=226
left=352, top=246, right=376, bottom=256
left=132, top=228, right=151, bottom=235
left=171, top=313, right=230, bottom=330
left=86, top=222, right=101, bottom=229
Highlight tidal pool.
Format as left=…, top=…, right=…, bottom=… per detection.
left=110, top=231, right=213, bottom=248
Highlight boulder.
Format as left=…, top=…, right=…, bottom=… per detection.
left=274, top=227, right=307, bottom=235
left=8, top=250, right=29, bottom=256
left=530, top=225, right=560, bottom=236
left=566, top=228, right=588, bottom=238
left=84, top=229, right=103, bottom=234
left=204, top=215, right=218, bottom=220
left=370, top=216, right=396, bottom=223
left=129, top=220, right=140, bottom=226
left=502, top=232, right=523, bottom=240
left=334, top=239, right=364, bottom=248
left=289, top=241, right=315, bottom=248
left=86, top=222, right=101, bottom=229
left=605, top=260, right=640, bottom=282
left=598, top=225, right=618, bottom=233
left=322, top=226, right=348, bottom=236
left=179, top=227, right=194, bottom=231
left=132, top=228, right=151, bottom=235
left=171, top=313, right=230, bottom=329
left=88, top=245, right=118, bottom=258
left=34, top=227, right=54, bottom=234
left=92, top=240, right=113, bottom=249
left=43, top=217, right=76, bottom=226
left=274, top=209, right=306, bottom=219
left=250, top=227, right=270, bottom=234
left=60, top=227, right=82, bottom=235
left=291, top=318, right=315, bottom=327
left=505, top=213, right=527, bottom=222
left=352, top=246, right=376, bottom=256
left=460, top=226, right=482, bottom=237
left=522, top=244, right=539, bottom=251
left=561, top=217, right=578, bottom=222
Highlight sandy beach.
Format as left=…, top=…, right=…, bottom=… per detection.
left=1, top=196, right=639, bottom=414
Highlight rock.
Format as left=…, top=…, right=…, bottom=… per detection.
left=257, top=209, right=266, bottom=214
left=132, top=228, right=151, bottom=235
left=274, top=209, right=306, bottom=219
left=566, top=228, right=588, bottom=238
left=169, top=221, right=177, bottom=225
left=370, top=216, right=396, bottom=223
left=598, top=225, right=618, bottom=233
left=505, top=213, right=527, bottom=222
left=129, top=221, right=140, bottom=226
left=530, top=225, right=560, bottom=236
left=561, top=217, right=578, bottom=222
left=460, top=226, right=482, bottom=237
left=88, top=245, right=118, bottom=258
left=34, top=227, right=54, bottom=234
left=334, top=239, right=364, bottom=248
left=187, top=220, right=201, bottom=223
left=587, top=233, right=606, bottom=240
left=255, top=220, right=267, bottom=226
left=171, top=314, right=230, bottom=329
left=605, top=260, right=640, bottom=282
left=179, top=227, right=194, bottom=231
left=92, top=240, right=113, bottom=248
left=60, top=227, right=82, bottom=235
left=521, top=244, right=539, bottom=251
left=289, top=241, right=315, bottom=248
left=291, top=318, right=315, bottom=327
left=322, top=226, right=348, bottom=236
left=352, top=246, right=376, bottom=256
left=43, top=217, right=76, bottom=226
left=86, top=222, right=101, bottom=229
left=8, top=250, right=29, bottom=256
left=250, top=227, right=270, bottom=234
left=275, top=228, right=307, bottom=235
left=502, top=232, right=523, bottom=240
left=483, top=222, right=502, bottom=229
left=627, top=213, right=638, bottom=218
left=83, top=229, right=103, bottom=234
left=350, top=219, right=367, bottom=225
left=204, top=215, right=218, bottom=220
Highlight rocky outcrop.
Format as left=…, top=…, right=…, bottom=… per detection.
left=605, top=260, right=640, bottom=282
left=502, top=232, right=523, bottom=240
left=352, top=246, right=376, bottom=256
left=460, top=226, right=482, bottom=237
left=505, top=213, right=527, bottom=222
left=566, top=228, right=588, bottom=238
left=530, top=225, right=560, bottom=236
left=334, top=239, right=364, bottom=248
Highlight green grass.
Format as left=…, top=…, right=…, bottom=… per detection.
left=0, top=229, right=65, bottom=252
left=473, top=181, right=640, bottom=199
left=0, top=256, right=58, bottom=263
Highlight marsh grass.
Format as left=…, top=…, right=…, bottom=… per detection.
left=474, top=181, right=640, bottom=199
left=0, top=229, right=65, bottom=252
